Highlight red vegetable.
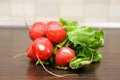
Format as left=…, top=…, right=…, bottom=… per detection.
left=26, top=44, right=37, bottom=62
left=45, top=21, right=66, bottom=43
left=55, top=47, right=75, bottom=66
left=29, top=22, right=46, bottom=41
left=33, top=37, right=54, bottom=61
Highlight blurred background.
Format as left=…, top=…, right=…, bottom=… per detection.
left=0, top=0, right=120, bottom=28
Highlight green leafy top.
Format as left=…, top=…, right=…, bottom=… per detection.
left=59, top=18, right=105, bottom=69
left=59, top=18, right=104, bottom=48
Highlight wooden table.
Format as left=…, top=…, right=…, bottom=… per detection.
left=0, top=27, right=120, bottom=80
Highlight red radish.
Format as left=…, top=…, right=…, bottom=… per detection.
left=29, top=22, right=46, bottom=41
left=26, top=44, right=37, bottom=62
left=45, top=21, right=66, bottom=43
left=33, top=37, right=54, bottom=61
left=55, top=47, right=75, bottom=66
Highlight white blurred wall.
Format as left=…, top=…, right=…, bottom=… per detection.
left=0, top=0, right=120, bottom=27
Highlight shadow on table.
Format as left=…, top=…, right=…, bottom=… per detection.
left=27, top=60, right=101, bottom=80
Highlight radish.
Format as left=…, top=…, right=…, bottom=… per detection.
left=55, top=47, right=75, bottom=66
left=26, top=37, right=54, bottom=61
left=45, top=21, right=66, bottom=43
left=26, top=44, right=37, bottom=62
left=33, top=37, right=54, bottom=61
left=29, top=22, right=46, bottom=41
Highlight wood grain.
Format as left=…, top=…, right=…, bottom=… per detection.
left=0, top=28, right=120, bottom=80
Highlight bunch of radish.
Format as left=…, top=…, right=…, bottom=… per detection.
left=26, top=20, right=76, bottom=77
left=25, top=18, right=104, bottom=77
left=26, top=21, right=75, bottom=65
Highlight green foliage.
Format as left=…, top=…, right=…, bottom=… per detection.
left=59, top=18, right=104, bottom=69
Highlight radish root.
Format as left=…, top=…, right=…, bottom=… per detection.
left=13, top=52, right=78, bottom=77
left=36, top=54, right=78, bottom=77
left=13, top=52, right=26, bottom=59
left=24, top=18, right=31, bottom=30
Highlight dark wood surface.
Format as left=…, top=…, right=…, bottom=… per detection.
left=0, top=27, right=120, bottom=80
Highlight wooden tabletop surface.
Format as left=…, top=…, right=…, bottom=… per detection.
left=0, top=27, right=120, bottom=80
